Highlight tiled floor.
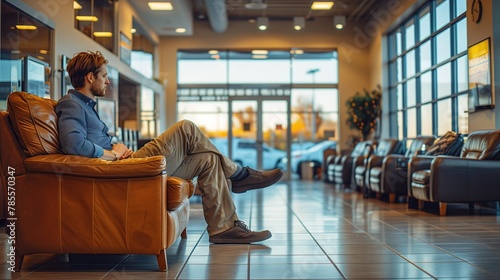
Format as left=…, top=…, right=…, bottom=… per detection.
left=2, top=179, right=500, bottom=279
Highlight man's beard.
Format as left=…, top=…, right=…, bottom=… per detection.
left=91, top=85, right=107, bottom=97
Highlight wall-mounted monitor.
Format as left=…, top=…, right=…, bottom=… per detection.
left=23, top=56, right=50, bottom=98
left=468, top=38, right=494, bottom=112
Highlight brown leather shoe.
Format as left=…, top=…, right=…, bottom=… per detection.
left=231, top=167, right=283, bottom=193
left=209, top=220, right=272, bottom=244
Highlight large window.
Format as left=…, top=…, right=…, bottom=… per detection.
left=177, top=50, right=339, bottom=142
left=387, top=0, right=468, bottom=139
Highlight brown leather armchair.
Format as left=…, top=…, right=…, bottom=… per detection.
left=327, top=141, right=374, bottom=187
left=408, top=130, right=500, bottom=216
left=367, top=136, right=435, bottom=203
left=0, top=92, right=195, bottom=271
left=354, top=139, right=403, bottom=196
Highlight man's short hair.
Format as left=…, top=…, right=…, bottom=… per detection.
left=67, top=51, right=108, bottom=89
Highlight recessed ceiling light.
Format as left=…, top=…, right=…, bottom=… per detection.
left=148, top=2, right=173, bottom=10
left=311, top=2, right=334, bottom=10
left=290, top=49, right=304, bottom=55
left=15, top=25, right=37, bottom=30
left=93, top=31, right=113, bottom=37
left=252, top=50, right=269, bottom=55
left=208, top=50, right=219, bottom=55
left=131, top=28, right=137, bottom=33
left=75, top=15, right=98, bottom=22
left=175, top=27, right=186, bottom=33
left=39, top=49, right=49, bottom=54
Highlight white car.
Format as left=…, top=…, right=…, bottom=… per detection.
left=210, top=138, right=286, bottom=170
left=278, top=140, right=337, bottom=176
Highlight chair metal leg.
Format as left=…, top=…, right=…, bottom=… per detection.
left=156, top=249, right=168, bottom=271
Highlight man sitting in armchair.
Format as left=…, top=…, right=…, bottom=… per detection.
left=56, top=50, right=283, bottom=244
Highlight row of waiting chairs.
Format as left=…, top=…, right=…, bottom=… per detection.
left=325, top=130, right=500, bottom=216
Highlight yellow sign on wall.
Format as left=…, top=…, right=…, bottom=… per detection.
left=468, top=38, right=493, bottom=111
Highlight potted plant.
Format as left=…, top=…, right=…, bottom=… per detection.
left=345, top=85, right=382, bottom=141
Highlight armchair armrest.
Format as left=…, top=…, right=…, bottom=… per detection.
left=408, top=155, right=435, bottom=173
left=24, top=154, right=166, bottom=178
left=430, top=157, right=500, bottom=202
left=368, top=155, right=385, bottom=168
left=383, top=154, right=406, bottom=171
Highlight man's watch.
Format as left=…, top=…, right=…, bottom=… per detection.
left=110, top=150, right=119, bottom=161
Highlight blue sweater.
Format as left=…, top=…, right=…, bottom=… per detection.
left=55, top=90, right=112, bottom=158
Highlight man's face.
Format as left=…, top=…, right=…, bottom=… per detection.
left=90, top=65, right=109, bottom=97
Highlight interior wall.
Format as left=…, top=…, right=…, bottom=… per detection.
left=17, top=0, right=163, bottom=100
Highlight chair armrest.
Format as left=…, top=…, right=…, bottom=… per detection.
left=408, top=155, right=435, bottom=173
left=368, top=155, right=385, bottom=168
left=383, top=154, right=406, bottom=169
left=24, top=154, right=166, bottom=178
left=430, top=157, right=500, bottom=202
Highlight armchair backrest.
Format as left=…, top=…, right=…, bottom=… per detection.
left=373, top=138, right=402, bottom=157
left=461, top=129, right=500, bottom=160
left=405, top=136, right=436, bottom=157
left=6, top=91, right=62, bottom=157
left=350, top=141, right=373, bottom=157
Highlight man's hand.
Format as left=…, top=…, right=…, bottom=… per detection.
left=112, top=143, right=132, bottom=159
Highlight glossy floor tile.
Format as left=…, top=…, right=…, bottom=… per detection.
left=1, top=180, right=500, bottom=279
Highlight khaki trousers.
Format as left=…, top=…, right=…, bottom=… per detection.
left=132, top=120, right=238, bottom=235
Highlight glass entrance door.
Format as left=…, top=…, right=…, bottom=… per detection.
left=228, top=96, right=291, bottom=179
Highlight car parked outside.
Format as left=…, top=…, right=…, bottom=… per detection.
left=210, top=137, right=286, bottom=170
left=277, top=140, right=337, bottom=176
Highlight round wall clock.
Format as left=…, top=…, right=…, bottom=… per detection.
left=471, top=0, right=483, bottom=23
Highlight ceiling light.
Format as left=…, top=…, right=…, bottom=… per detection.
left=252, top=50, right=268, bottom=55
left=93, top=31, right=113, bottom=37
left=257, top=17, right=269, bottom=30
left=15, top=25, right=37, bottom=30
left=245, top=0, right=267, bottom=9
left=175, top=27, right=186, bottom=33
left=39, top=49, right=49, bottom=54
left=290, top=49, right=304, bottom=55
left=130, top=28, right=136, bottom=33
left=73, top=1, right=82, bottom=9
left=293, top=17, right=305, bottom=30
left=311, top=2, right=334, bottom=10
left=75, top=15, right=98, bottom=22
left=208, top=50, right=219, bottom=55
left=148, top=2, right=173, bottom=10
left=334, top=15, right=346, bottom=29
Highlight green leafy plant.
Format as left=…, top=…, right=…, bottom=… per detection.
left=345, top=85, right=382, bottom=141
